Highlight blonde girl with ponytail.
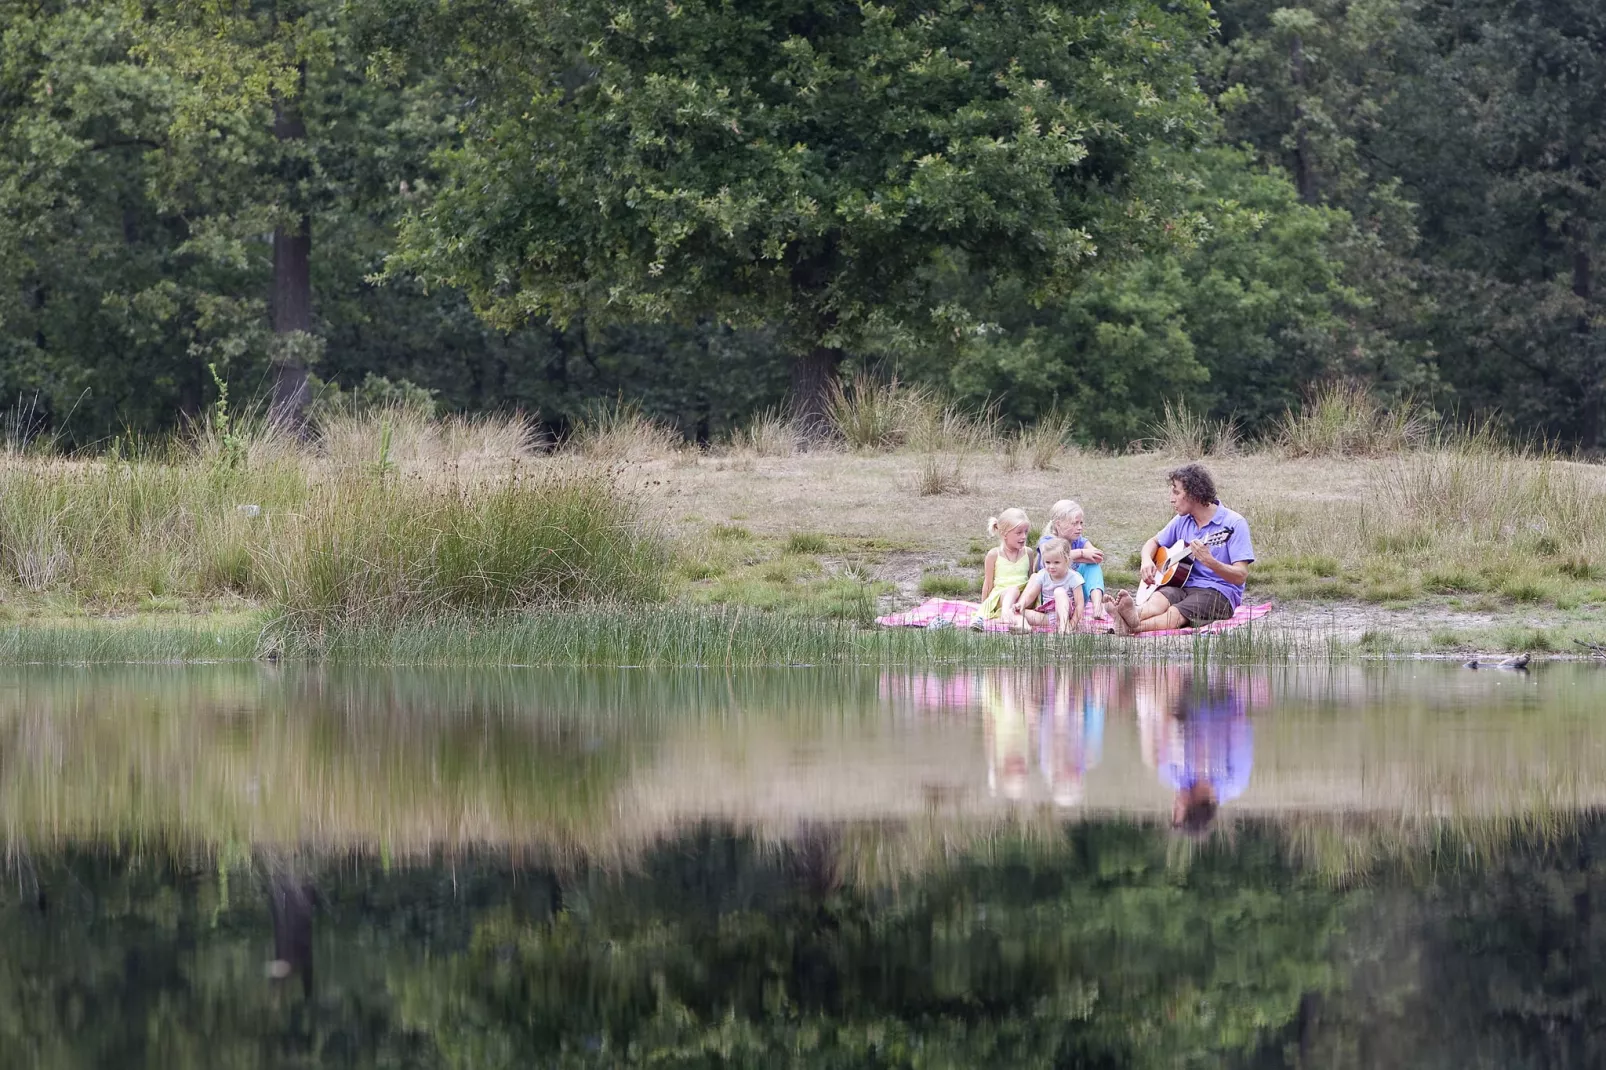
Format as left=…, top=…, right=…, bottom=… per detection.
left=974, top=507, right=1031, bottom=630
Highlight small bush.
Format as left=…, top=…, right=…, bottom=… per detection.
left=712, top=524, right=752, bottom=541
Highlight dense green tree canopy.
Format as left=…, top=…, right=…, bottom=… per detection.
left=389, top=0, right=1217, bottom=420
left=3, top=0, right=1606, bottom=445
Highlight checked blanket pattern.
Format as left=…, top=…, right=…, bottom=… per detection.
left=874, top=597, right=1274, bottom=637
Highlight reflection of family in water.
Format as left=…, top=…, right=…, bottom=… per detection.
left=975, top=667, right=1257, bottom=834
left=983, top=670, right=1104, bottom=805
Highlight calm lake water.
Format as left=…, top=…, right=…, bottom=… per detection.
left=3, top=662, right=1606, bottom=1067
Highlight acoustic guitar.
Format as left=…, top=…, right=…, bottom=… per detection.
left=1135, top=527, right=1235, bottom=606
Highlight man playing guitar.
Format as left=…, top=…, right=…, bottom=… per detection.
left=1114, top=464, right=1255, bottom=635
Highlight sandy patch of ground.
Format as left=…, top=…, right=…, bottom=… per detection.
left=632, top=449, right=1378, bottom=553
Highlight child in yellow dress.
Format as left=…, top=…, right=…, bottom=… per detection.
left=974, top=507, right=1031, bottom=631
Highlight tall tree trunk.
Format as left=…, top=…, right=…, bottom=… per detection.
left=792, top=343, right=843, bottom=439
left=1572, top=224, right=1599, bottom=448
left=789, top=249, right=842, bottom=439
left=1290, top=34, right=1318, bottom=205
left=270, top=71, right=313, bottom=433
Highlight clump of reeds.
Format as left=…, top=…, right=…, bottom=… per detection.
left=1003, top=408, right=1076, bottom=472
left=728, top=406, right=802, bottom=458
left=260, top=466, right=668, bottom=638
left=826, top=370, right=931, bottom=450
left=565, top=398, right=683, bottom=461
left=319, top=406, right=537, bottom=475
left=1148, top=399, right=1241, bottom=458
left=1273, top=381, right=1430, bottom=458
left=908, top=398, right=1000, bottom=495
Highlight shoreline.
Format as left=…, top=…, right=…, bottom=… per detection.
left=0, top=603, right=1591, bottom=666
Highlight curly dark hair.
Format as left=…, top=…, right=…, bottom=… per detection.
left=1167, top=463, right=1218, bottom=506
left=1175, top=795, right=1220, bottom=836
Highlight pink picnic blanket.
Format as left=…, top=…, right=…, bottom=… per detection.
left=875, top=597, right=1273, bottom=638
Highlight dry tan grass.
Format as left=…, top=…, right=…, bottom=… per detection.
left=634, top=449, right=1376, bottom=552
left=632, top=445, right=1606, bottom=597
left=563, top=399, right=684, bottom=462
left=319, top=406, right=538, bottom=474
left=725, top=406, right=804, bottom=459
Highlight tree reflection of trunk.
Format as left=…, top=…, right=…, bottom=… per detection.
left=1297, top=991, right=1320, bottom=1066
left=789, top=825, right=845, bottom=1012
left=265, top=858, right=316, bottom=1000
left=791, top=825, right=843, bottom=900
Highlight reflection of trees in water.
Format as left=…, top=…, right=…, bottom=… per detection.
left=9, top=820, right=1606, bottom=1066
left=1275, top=825, right=1606, bottom=1070
left=0, top=824, right=1342, bottom=1067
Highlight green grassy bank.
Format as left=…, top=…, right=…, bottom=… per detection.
left=0, top=396, right=1602, bottom=665
left=0, top=607, right=1297, bottom=667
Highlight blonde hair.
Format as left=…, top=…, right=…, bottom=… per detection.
left=1047, top=499, right=1084, bottom=535
left=1038, top=536, right=1070, bottom=561
left=986, top=507, right=1029, bottom=538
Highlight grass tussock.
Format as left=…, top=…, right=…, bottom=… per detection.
left=728, top=406, right=802, bottom=458
left=1004, top=409, right=1077, bottom=472
left=826, top=371, right=1000, bottom=455
left=1274, top=381, right=1430, bottom=458
left=261, top=467, right=668, bottom=637
left=565, top=397, right=683, bottom=461
left=827, top=371, right=928, bottom=450
left=1149, top=399, right=1241, bottom=458
left=319, top=406, right=537, bottom=474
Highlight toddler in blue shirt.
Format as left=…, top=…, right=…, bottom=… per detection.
left=1039, top=500, right=1107, bottom=620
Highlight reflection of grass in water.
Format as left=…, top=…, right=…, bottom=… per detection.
left=1281, top=805, right=1584, bottom=885
left=7, top=662, right=1606, bottom=875
left=307, top=608, right=1301, bottom=667
left=0, top=666, right=907, bottom=860
left=0, top=667, right=647, bottom=860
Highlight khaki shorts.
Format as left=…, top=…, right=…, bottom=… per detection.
left=1158, top=586, right=1233, bottom=626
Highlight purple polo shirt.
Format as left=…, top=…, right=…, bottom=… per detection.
left=1157, top=694, right=1253, bottom=802
left=1155, top=504, right=1255, bottom=608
